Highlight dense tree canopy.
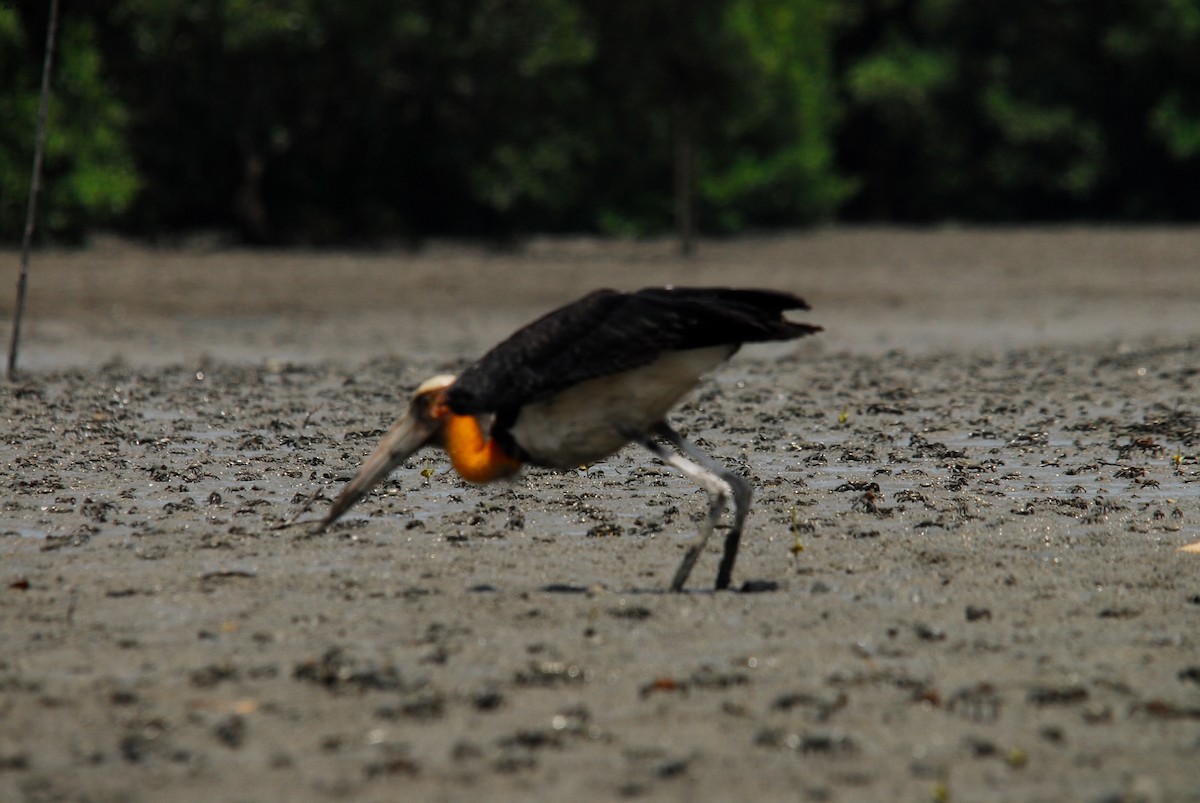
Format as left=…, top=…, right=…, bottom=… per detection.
left=2, top=0, right=1198, bottom=243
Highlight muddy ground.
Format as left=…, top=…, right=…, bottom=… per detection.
left=2, top=229, right=1199, bottom=802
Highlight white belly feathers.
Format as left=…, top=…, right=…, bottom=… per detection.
left=507, top=345, right=735, bottom=468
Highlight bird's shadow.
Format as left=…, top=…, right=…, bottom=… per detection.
left=468, top=580, right=781, bottom=595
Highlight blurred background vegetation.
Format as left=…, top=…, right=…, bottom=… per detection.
left=2, top=0, right=1199, bottom=245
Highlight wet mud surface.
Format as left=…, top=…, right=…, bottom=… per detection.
left=2, top=230, right=1199, bottom=802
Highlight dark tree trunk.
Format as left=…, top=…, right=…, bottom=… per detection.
left=673, top=101, right=696, bottom=257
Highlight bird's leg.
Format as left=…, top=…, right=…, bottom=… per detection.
left=652, top=422, right=752, bottom=591
left=635, top=435, right=726, bottom=591
left=633, top=424, right=742, bottom=592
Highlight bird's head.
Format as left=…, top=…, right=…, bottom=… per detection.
left=317, top=373, right=457, bottom=531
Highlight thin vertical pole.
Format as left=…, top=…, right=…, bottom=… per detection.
left=8, top=0, right=61, bottom=380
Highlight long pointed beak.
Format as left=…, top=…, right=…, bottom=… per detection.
left=316, top=412, right=438, bottom=532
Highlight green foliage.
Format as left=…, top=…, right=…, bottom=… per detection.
left=100, top=0, right=604, bottom=241
left=845, top=40, right=953, bottom=109
left=3, top=0, right=1200, bottom=243
left=1141, top=3, right=1200, bottom=165
left=981, top=87, right=1103, bottom=197
left=834, top=0, right=1200, bottom=220
left=704, top=0, right=856, bottom=229
left=0, top=10, right=138, bottom=242
left=1151, top=92, right=1200, bottom=160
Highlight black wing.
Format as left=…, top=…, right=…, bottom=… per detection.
left=445, top=286, right=821, bottom=415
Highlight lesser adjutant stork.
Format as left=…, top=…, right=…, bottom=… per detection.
left=318, top=286, right=820, bottom=591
